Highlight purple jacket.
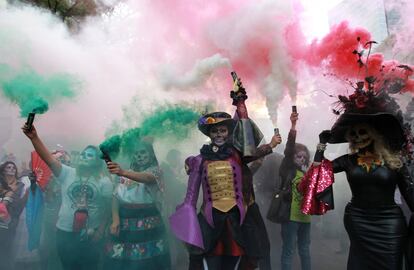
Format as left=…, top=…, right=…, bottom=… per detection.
left=169, top=145, right=272, bottom=249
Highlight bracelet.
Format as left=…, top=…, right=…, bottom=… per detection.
left=316, top=143, right=327, bottom=151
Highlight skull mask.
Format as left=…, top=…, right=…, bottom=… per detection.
left=347, top=124, right=375, bottom=150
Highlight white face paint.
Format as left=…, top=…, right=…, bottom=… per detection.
left=347, top=124, right=374, bottom=150
left=78, top=147, right=99, bottom=167
left=4, top=163, right=16, bottom=176
left=209, top=125, right=229, bottom=146
left=134, top=146, right=151, bottom=168
left=294, top=150, right=308, bottom=170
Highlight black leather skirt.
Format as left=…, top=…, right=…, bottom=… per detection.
left=344, top=203, right=408, bottom=270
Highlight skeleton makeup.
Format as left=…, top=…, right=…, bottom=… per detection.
left=209, top=125, right=229, bottom=146
left=294, top=150, right=308, bottom=171
left=3, top=163, right=17, bottom=176
left=346, top=124, right=375, bottom=150
left=133, top=145, right=151, bottom=169
left=77, top=146, right=102, bottom=175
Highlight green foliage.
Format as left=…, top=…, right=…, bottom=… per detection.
left=23, top=0, right=98, bottom=21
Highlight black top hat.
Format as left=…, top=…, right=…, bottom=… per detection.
left=329, top=86, right=405, bottom=151
left=198, top=112, right=236, bottom=136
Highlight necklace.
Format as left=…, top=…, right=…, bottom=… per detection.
left=78, top=176, right=91, bottom=209
left=357, top=152, right=384, bottom=172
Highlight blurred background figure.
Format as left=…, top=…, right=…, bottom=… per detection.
left=252, top=151, right=284, bottom=269
left=161, top=149, right=187, bottom=269
left=0, top=161, right=31, bottom=270
left=277, top=111, right=312, bottom=270
left=39, top=149, right=72, bottom=270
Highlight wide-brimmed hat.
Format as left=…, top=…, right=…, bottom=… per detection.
left=329, top=85, right=405, bottom=151
left=198, top=112, right=236, bottom=136
left=329, top=112, right=405, bottom=150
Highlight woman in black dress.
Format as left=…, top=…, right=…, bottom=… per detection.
left=301, top=84, right=414, bottom=270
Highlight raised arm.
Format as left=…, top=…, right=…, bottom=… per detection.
left=284, top=112, right=299, bottom=159
left=313, top=130, right=331, bottom=164
left=22, top=124, right=62, bottom=177
left=106, top=162, right=155, bottom=184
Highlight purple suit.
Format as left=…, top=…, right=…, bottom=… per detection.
left=169, top=145, right=272, bottom=249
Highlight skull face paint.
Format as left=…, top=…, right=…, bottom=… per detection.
left=78, top=147, right=99, bottom=168
left=294, top=150, right=308, bottom=171
left=347, top=124, right=374, bottom=150
left=3, top=163, right=17, bottom=176
left=133, top=146, right=151, bottom=169
left=209, top=125, right=229, bottom=146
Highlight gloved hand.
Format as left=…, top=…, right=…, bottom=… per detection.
left=319, top=130, right=332, bottom=144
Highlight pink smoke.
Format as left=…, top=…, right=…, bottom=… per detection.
left=285, top=20, right=414, bottom=94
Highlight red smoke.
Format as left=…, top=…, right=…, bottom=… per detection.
left=285, top=20, right=414, bottom=94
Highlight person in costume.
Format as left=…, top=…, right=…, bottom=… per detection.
left=278, top=111, right=312, bottom=270
left=104, top=139, right=171, bottom=270
left=0, top=161, right=31, bottom=270
left=169, top=77, right=282, bottom=270
left=299, top=80, right=414, bottom=270
left=22, top=125, right=113, bottom=270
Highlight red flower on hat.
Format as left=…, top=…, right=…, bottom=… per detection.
left=355, top=94, right=369, bottom=109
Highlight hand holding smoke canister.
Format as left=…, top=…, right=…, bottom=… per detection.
left=230, top=71, right=247, bottom=101
left=274, top=128, right=279, bottom=135
left=100, top=149, right=112, bottom=163
left=230, top=71, right=249, bottom=118
left=292, top=105, right=297, bottom=113
left=26, top=113, right=36, bottom=131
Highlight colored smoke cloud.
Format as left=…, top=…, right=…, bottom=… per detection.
left=0, top=64, right=80, bottom=116
left=100, top=104, right=200, bottom=159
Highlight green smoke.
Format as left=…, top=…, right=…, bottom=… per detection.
left=140, top=105, right=199, bottom=138
left=120, top=128, right=141, bottom=157
left=101, top=105, right=200, bottom=159
left=99, top=134, right=121, bottom=160
left=0, top=64, right=80, bottom=116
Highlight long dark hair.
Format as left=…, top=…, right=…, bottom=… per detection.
left=294, top=143, right=311, bottom=167
left=0, top=161, right=18, bottom=191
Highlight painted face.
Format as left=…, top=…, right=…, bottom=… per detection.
left=78, top=147, right=98, bottom=167
left=294, top=150, right=308, bottom=169
left=4, top=163, right=16, bottom=176
left=347, top=124, right=374, bottom=150
left=133, top=146, right=151, bottom=168
left=209, top=125, right=229, bottom=146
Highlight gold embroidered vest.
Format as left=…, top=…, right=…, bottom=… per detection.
left=207, top=161, right=237, bottom=212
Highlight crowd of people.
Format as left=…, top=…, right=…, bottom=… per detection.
left=0, top=75, right=413, bottom=270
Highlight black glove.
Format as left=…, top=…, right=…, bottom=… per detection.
left=230, top=89, right=248, bottom=105
left=319, top=130, right=332, bottom=144
left=314, top=130, right=331, bottom=162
